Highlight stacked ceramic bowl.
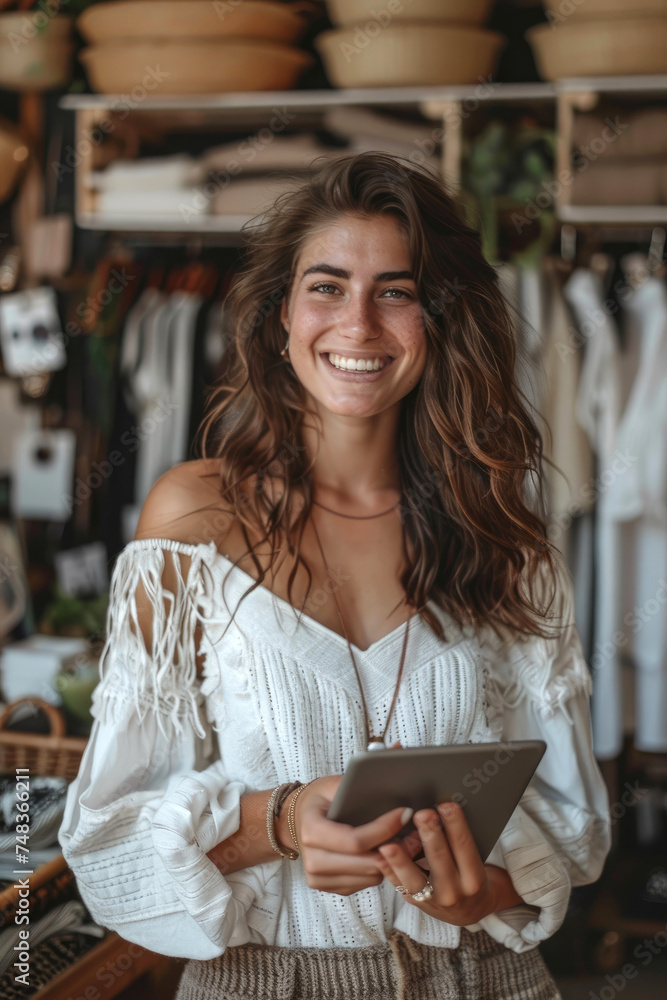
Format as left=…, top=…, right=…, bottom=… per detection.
left=315, top=0, right=505, bottom=87
left=0, top=12, right=74, bottom=91
left=77, top=0, right=315, bottom=95
left=528, top=0, right=667, bottom=79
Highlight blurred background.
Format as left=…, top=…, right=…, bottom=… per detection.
left=0, top=0, right=666, bottom=996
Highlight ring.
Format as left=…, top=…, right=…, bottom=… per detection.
left=410, top=880, right=434, bottom=903
left=393, top=880, right=434, bottom=902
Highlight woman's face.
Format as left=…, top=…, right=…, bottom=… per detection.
left=280, top=213, right=428, bottom=419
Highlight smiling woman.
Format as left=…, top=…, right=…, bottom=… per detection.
left=58, top=152, right=610, bottom=1000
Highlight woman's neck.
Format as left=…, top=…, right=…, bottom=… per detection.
left=301, top=404, right=402, bottom=505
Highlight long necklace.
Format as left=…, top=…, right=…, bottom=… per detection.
left=310, top=513, right=412, bottom=753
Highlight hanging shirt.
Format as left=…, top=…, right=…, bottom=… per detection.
left=605, top=277, right=667, bottom=753
left=564, top=268, right=625, bottom=759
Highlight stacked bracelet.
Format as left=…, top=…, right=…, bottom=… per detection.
left=266, top=781, right=301, bottom=860
left=287, top=781, right=313, bottom=855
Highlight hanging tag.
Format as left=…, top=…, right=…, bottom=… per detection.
left=0, top=378, right=41, bottom=473
left=11, top=428, right=77, bottom=520
left=54, top=542, right=108, bottom=598
left=24, top=214, right=73, bottom=281
left=0, top=286, right=67, bottom=376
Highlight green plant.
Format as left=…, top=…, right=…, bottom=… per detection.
left=38, top=585, right=108, bottom=638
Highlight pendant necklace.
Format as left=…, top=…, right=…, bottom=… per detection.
left=310, top=507, right=413, bottom=753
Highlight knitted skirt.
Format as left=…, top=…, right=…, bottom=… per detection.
left=173, top=927, right=563, bottom=1000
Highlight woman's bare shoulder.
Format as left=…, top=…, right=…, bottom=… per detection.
left=133, top=458, right=233, bottom=547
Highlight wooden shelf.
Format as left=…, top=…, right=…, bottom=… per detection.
left=558, top=206, right=667, bottom=224
left=77, top=213, right=254, bottom=233
left=57, top=77, right=667, bottom=236
left=59, top=81, right=556, bottom=112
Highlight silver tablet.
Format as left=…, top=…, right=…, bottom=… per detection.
left=327, top=740, right=547, bottom=862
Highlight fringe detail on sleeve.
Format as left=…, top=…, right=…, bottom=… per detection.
left=91, top=539, right=212, bottom=743
left=481, top=554, right=593, bottom=724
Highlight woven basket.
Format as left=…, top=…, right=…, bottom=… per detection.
left=527, top=17, right=667, bottom=79
left=544, top=0, right=667, bottom=17
left=327, top=0, right=494, bottom=27
left=0, top=698, right=87, bottom=782
left=79, top=39, right=314, bottom=94
left=78, top=0, right=317, bottom=45
left=0, top=13, right=74, bottom=92
left=315, top=23, right=505, bottom=88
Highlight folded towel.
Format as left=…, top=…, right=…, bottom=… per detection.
left=87, top=153, right=203, bottom=192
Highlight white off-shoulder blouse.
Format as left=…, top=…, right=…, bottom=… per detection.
left=57, top=537, right=611, bottom=960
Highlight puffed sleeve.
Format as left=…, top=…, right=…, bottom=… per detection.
left=468, top=552, right=611, bottom=953
left=57, top=539, right=279, bottom=960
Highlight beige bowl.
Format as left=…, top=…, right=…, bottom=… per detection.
left=315, top=24, right=505, bottom=88
left=527, top=17, right=667, bottom=79
left=79, top=40, right=314, bottom=94
left=78, top=0, right=312, bottom=45
left=327, top=0, right=494, bottom=27
left=0, top=13, right=74, bottom=91
left=544, top=0, right=667, bottom=18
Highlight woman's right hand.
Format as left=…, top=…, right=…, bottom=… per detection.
left=276, top=775, right=415, bottom=897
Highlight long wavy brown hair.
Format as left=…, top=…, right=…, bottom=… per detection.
left=194, top=151, right=563, bottom=643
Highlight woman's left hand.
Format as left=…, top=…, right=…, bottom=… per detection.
left=376, top=801, right=522, bottom=925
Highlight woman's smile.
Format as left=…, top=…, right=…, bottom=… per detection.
left=320, top=351, right=397, bottom=380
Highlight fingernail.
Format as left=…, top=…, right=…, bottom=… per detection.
left=438, top=802, right=456, bottom=819
left=400, top=807, right=413, bottom=825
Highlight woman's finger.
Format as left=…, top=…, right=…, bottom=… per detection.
left=302, top=847, right=383, bottom=878
left=305, top=804, right=413, bottom=855
left=377, top=840, right=431, bottom=896
left=305, top=872, right=384, bottom=893
left=413, top=808, right=459, bottom=895
left=436, top=802, right=486, bottom=896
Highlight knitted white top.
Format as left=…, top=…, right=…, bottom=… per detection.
left=58, top=537, right=611, bottom=961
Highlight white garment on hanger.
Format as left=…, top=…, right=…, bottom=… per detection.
left=497, top=263, right=595, bottom=645
left=539, top=262, right=596, bottom=649
left=564, top=268, right=624, bottom=760
left=130, top=293, right=175, bottom=510
left=604, top=277, right=667, bottom=753
left=565, top=269, right=667, bottom=758
left=166, top=292, right=202, bottom=467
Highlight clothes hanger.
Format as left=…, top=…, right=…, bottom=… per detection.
left=620, top=226, right=666, bottom=290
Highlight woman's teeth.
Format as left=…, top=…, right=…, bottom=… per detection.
left=327, top=353, right=389, bottom=372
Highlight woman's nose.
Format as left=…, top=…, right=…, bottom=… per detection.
left=338, top=293, right=382, bottom=341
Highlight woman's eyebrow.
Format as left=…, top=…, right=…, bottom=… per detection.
left=300, top=264, right=414, bottom=282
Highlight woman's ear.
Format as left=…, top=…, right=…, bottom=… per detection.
left=280, top=296, right=289, bottom=332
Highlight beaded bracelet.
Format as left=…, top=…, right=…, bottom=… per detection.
left=287, top=781, right=313, bottom=855
left=266, top=782, right=300, bottom=860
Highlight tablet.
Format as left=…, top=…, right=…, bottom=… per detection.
left=327, top=740, right=546, bottom=862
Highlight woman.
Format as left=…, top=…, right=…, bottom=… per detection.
left=58, top=152, right=611, bottom=999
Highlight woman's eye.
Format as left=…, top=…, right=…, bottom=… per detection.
left=308, top=284, right=412, bottom=299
